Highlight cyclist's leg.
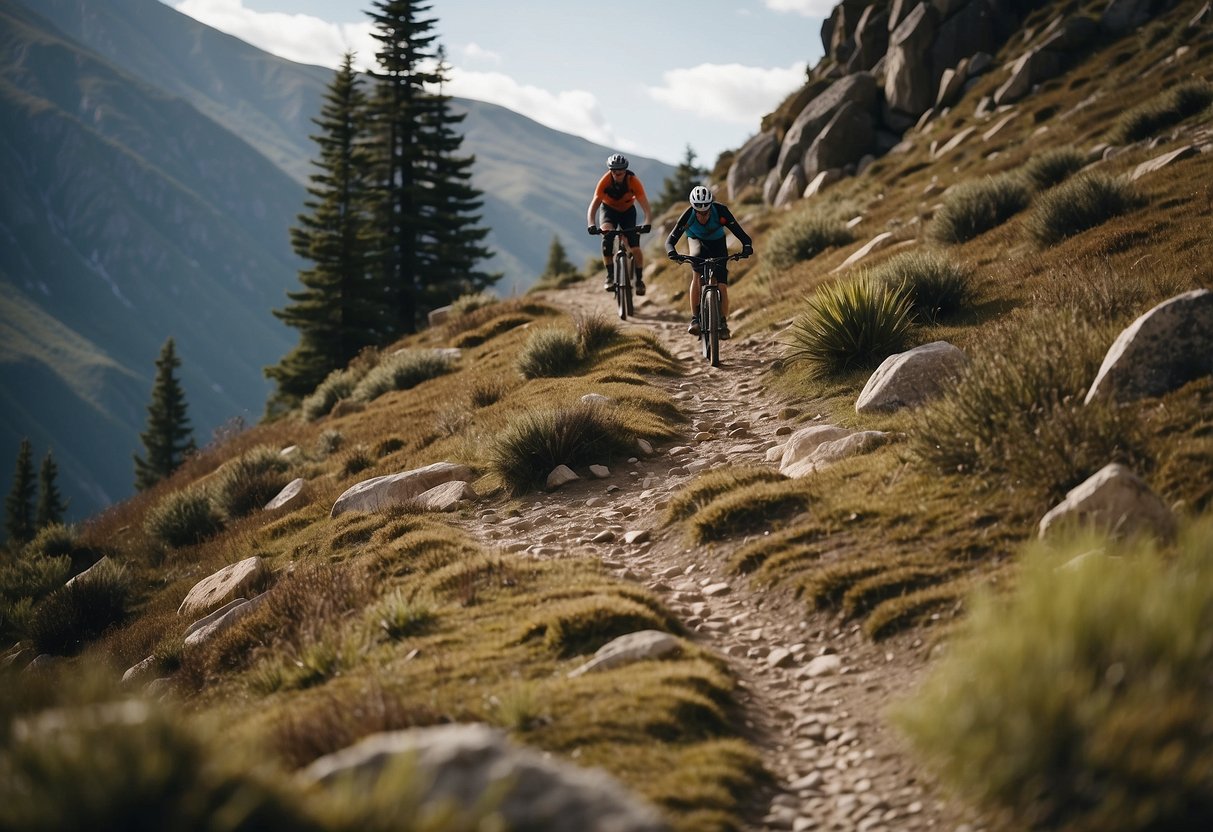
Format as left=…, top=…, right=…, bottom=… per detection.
left=599, top=206, right=623, bottom=290
left=687, top=238, right=704, bottom=333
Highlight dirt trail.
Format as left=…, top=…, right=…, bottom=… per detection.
left=459, top=278, right=983, bottom=832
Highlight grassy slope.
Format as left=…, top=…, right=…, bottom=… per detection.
left=4, top=2, right=1213, bottom=830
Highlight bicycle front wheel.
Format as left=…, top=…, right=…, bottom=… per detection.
left=700, top=287, right=712, bottom=360
left=706, top=290, right=720, bottom=367
left=615, top=252, right=630, bottom=320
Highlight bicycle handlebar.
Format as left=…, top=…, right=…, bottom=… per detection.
left=672, top=252, right=750, bottom=266
left=589, top=225, right=651, bottom=236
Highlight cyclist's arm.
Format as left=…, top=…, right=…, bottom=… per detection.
left=718, top=204, right=754, bottom=249
left=586, top=195, right=602, bottom=228
left=632, top=177, right=652, bottom=225
left=665, top=207, right=693, bottom=256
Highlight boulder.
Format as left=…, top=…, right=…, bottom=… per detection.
left=1084, top=289, right=1213, bottom=405
left=264, top=477, right=306, bottom=511
left=779, top=425, right=888, bottom=479
left=856, top=341, right=968, bottom=413
left=567, top=630, right=682, bottom=678
left=803, top=99, right=876, bottom=179
left=331, top=461, right=476, bottom=517
left=726, top=130, right=779, bottom=201
left=1038, top=463, right=1176, bottom=541
left=884, top=2, right=938, bottom=117
left=301, top=724, right=669, bottom=832
left=774, top=73, right=878, bottom=182
left=546, top=465, right=580, bottom=490
left=415, top=480, right=477, bottom=512
left=177, top=556, right=268, bottom=617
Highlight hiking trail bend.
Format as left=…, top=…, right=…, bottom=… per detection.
left=456, top=278, right=981, bottom=832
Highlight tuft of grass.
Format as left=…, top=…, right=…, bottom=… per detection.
left=1021, top=146, right=1086, bottom=191
left=895, top=521, right=1213, bottom=832
left=449, top=291, right=498, bottom=317
left=929, top=173, right=1031, bottom=244
left=451, top=312, right=533, bottom=348
left=212, top=445, right=293, bottom=519
left=370, top=590, right=438, bottom=640
left=300, top=364, right=366, bottom=421
left=1026, top=173, right=1142, bottom=247
left=144, top=487, right=225, bottom=548
left=665, top=466, right=788, bottom=524
left=573, top=312, right=621, bottom=356
left=784, top=275, right=915, bottom=378
left=352, top=350, right=455, bottom=404
left=764, top=205, right=854, bottom=272
left=516, top=327, right=583, bottom=379
left=487, top=403, right=637, bottom=495
left=468, top=377, right=510, bottom=408
left=520, top=595, right=670, bottom=657
left=865, top=249, right=974, bottom=324
left=688, top=480, right=812, bottom=544
left=1109, top=78, right=1213, bottom=143
left=27, top=561, right=131, bottom=655
left=911, top=309, right=1147, bottom=502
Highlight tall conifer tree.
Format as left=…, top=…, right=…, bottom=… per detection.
left=652, top=145, right=708, bottom=215
left=542, top=235, right=576, bottom=280
left=36, top=450, right=65, bottom=529
left=4, top=438, right=35, bottom=544
left=367, top=1, right=497, bottom=334
left=267, top=53, right=381, bottom=411
left=134, top=339, right=196, bottom=491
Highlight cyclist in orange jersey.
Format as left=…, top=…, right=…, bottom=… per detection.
left=587, top=153, right=653, bottom=295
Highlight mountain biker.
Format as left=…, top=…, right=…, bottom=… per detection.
left=665, top=185, right=753, bottom=339
left=587, top=153, right=653, bottom=296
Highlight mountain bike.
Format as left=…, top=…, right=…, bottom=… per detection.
left=674, top=252, right=748, bottom=367
left=591, top=225, right=650, bottom=321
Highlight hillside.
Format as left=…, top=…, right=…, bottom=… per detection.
left=0, top=0, right=673, bottom=519
left=2, top=2, right=1212, bottom=832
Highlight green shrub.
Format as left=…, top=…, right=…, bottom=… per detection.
left=866, top=249, right=974, bottom=324
left=339, top=445, right=374, bottom=478
left=911, top=310, right=1146, bottom=501
left=784, top=276, right=915, bottom=378
left=929, top=173, right=1031, bottom=244
left=212, top=445, right=293, bottom=518
left=1109, top=78, right=1213, bottom=143
left=574, top=312, right=621, bottom=356
left=0, top=695, right=320, bottom=831
left=516, top=327, right=582, bottom=379
left=764, top=206, right=854, bottom=272
left=300, top=365, right=364, bottom=421
left=24, top=523, right=77, bottom=560
left=28, top=561, right=131, bottom=655
left=315, top=428, right=343, bottom=456
left=145, top=487, right=225, bottom=547
left=1026, top=173, right=1141, bottom=247
left=0, top=552, right=71, bottom=604
left=895, top=522, right=1213, bottom=832
left=488, top=403, right=636, bottom=495
left=352, top=350, right=455, bottom=403
left=1021, top=147, right=1086, bottom=191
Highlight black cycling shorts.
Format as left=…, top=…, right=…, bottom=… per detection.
left=689, top=236, right=730, bottom=284
left=598, top=204, right=640, bottom=247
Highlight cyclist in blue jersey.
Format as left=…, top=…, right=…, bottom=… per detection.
left=665, top=185, right=753, bottom=338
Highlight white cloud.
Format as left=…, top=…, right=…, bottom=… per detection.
left=764, top=0, right=837, bottom=16
left=174, top=0, right=375, bottom=70
left=646, top=62, right=807, bottom=125
left=460, top=42, right=501, bottom=65
left=444, top=69, right=630, bottom=150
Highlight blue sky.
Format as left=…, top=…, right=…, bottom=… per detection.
left=166, top=0, right=831, bottom=165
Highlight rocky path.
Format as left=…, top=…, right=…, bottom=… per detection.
left=458, top=280, right=982, bottom=832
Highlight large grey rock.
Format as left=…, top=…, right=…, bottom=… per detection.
left=884, top=2, right=938, bottom=117
left=183, top=596, right=265, bottom=650
left=856, top=341, right=968, bottom=413
left=1084, top=289, right=1213, bottom=405
left=774, top=165, right=808, bottom=208
left=567, top=630, right=682, bottom=678
left=415, top=480, right=477, bottom=512
left=1131, top=145, right=1198, bottom=181
left=726, top=130, right=779, bottom=201
left=848, top=5, right=890, bottom=72
left=803, top=99, right=875, bottom=179
left=302, top=724, right=669, bottom=832
left=1038, top=463, right=1176, bottom=541
left=331, top=461, right=475, bottom=517
left=778, top=424, right=888, bottom=479
left=177, top=556, right=268, bottom=617
left=264, top=477, right=306, bottom=511
left=775, top=73, right=878, bottom=182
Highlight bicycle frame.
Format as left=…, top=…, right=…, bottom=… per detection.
left=677, top=252, right=746, bottom=367
left=591, top=225, right=649, bottom=321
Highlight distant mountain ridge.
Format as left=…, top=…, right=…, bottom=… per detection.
left=0, top=0, right=675, bottom=521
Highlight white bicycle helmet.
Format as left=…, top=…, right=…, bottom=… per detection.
left=607, top=153, right=629, bottom=170
left=689, top=186, right=714, bottom=210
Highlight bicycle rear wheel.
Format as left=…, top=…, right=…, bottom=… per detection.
left=706, top=291, right=720, bottom=367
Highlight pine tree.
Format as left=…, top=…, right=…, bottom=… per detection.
left=35, top=449, right=65, bottom=529
left=415, top=47, right=498, bottom=312
left=134, top=339, right=196, bottom=491
left=267, top=53, right=382, bottom=412
left=652, top=145, right=709, bottom=215
left=541, top=235, right=576, bottom=280
left=4, top=438, right=35, bottom=544
left=367, top=1, right=497, bottom=334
